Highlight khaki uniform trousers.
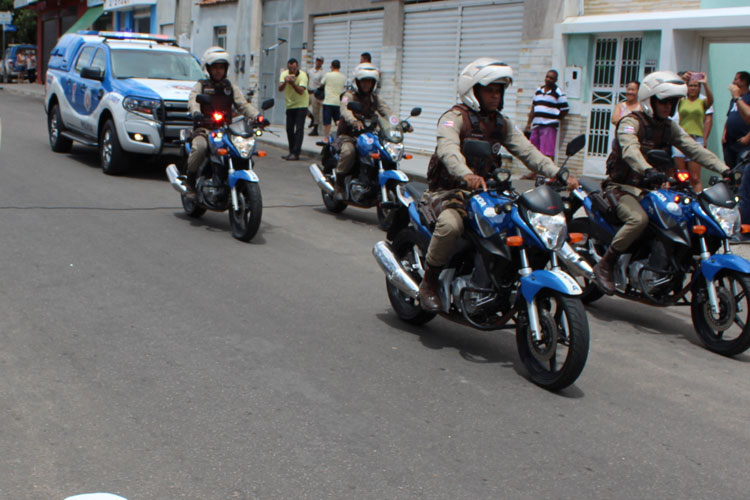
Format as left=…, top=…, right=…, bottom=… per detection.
left=425, top=207, right=464, bottom=267
left=335, top=136, right=357, bottom=185
left=186, top=134, right=208, bottom=176
left=310, top=96, right=322, bottom=126
left=610, top=191, right=649, bottom=252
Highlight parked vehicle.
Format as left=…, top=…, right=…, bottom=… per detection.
left=1, top=44, right=36, bottom=83
left=45, top=31, right=202, bottom=174
left=564, top=151, right=750, bottom=355
left=166, top=96, right=274, bottom=242
left=308, top=104, right=421, bottom=231
left=372, top=139, right=590, bottom=391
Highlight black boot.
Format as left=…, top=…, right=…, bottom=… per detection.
left=309, top=125, right=319, bottom=136
left=593, top=248, right=621, bottom=296
left=184, top=172, right=197, bottom=201
left=333, top=178, right=346, bottom=203
left=418, top=264, right=443, bottom=312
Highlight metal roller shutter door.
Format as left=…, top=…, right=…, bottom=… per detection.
left=313, top=13, right=383, bottom=82
left=400, top=1, right=524, bottom=153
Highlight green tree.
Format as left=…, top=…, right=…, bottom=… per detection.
left=0, top=0, right=37, bottom=45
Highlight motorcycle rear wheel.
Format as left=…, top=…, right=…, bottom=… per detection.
left=516, top=291, right=589, bottom=391
left=181, top=194, right=206, bottom=218
left=386, top=229, right=436, bottom=325
left=567, top=217, right=605, bottom=304
left=230, top=180, right=263, bottom=242
left=691, top=270, right=750, bottom=356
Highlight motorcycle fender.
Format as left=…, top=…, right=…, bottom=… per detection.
left=520, top=269, right=582, bottom=303
left=379, top=169, right=409, bottom=186
left=228, top=169, right=259, bottom=188
left=698, top=253, right=750, bottom=281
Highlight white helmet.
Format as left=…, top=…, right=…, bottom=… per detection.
left=201, top=46, right=230, bottom=71
left=638, top=71, right=686, bottom=118
left=458, top=58, right=514, bottom=112
left=353, top=63, right=379, bottom=91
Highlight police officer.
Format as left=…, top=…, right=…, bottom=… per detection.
left=594, top=71, right=728, bottom=295
left=333, top=63, right=398, bottom=202
left=185, top=47, right=261, bottom=199
left=419, top=58, right=578, bottom=312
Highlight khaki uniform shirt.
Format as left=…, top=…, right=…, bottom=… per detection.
left=615, top=114, right=728, bottom=195
left=435, top=109, right=559, bottom=181
left=339, top=90, right=395, bottom=131
left=188, top=81, right=259, bottom=121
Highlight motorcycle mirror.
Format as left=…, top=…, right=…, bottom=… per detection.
left=462, top=139, right=492, bottom=159
left=261, top=98, right=274, bottom=110
left=565, top=134, right=586, bottom=157
left=196, top=94, right=213, bottom=106
left=646, top=149, right=672, bottom=168
left=410, top=107, right=422, bottom=117
left=347, top=101, right=363, bottom=113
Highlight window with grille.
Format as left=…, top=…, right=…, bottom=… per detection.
left=214, top=26, right=227, bottom=49
left=587, top=36, right=642, bottom=158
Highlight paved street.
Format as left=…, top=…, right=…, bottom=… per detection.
left=1, top=92, right=750, bottom=500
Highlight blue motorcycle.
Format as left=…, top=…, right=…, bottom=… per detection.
left=373, top=139, right=590, bottom=391
left=166, top=97, right=274, bottom=242
left=309, top=104, right=421, bottom=231
left=564, top=152, right=750, bottom=355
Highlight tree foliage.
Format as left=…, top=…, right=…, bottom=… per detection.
left=0, top=0, right=37, bottom=45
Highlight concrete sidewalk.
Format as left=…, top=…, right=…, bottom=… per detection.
left=0, top=82, right=45, bottom=100
left=257, top=123, right=431, bottom=181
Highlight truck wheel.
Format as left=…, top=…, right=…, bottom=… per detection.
left=48, top=104, right=73, bottom=153
left=100, top=120, right=128, bottom=175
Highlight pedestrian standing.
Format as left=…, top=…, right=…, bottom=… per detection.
left=673, top=72, right=714, bottom=192
left=320, top=59, right=346, bottom=142
left=525, top=69, right=569, bottom=160
left=308, top=56, right=325, bottom=136
left=611, top=80, right=641, bottom=125
left=722, top=71, right=750, bottom=168
left=278, top=58, right=309, bottom=161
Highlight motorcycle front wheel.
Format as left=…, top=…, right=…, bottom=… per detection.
left=229, top=180, right=263, bottom=242
left=516, top=291, right=589, bottom=391
left=691, top=270, right=750, bottom=356
left=386, top=229, right=436, bottom=325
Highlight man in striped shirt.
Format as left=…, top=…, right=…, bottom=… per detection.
left=525, top=69, right=569, bottom=160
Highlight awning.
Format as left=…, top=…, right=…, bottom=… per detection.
left=64, top=6, right=104, bottom=35
left=13, top=0, right=38, bottom=8
left=104, top=0, right=156, bottom=12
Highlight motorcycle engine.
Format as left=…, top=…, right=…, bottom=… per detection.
left=628, top=259, right=672, bottom=296
left=349, top=179, right=375, bottom=205
left=198, top=176, right=228, bottom=209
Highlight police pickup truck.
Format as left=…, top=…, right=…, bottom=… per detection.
left=45, top=31, right=203, bottom=175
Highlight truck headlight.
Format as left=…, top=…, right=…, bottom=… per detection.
left=123, top=96, right=161, bottom=119
left=708, top=203, right=740, bottom=237
left=528, top=211, right=567, bottom=250
left=231, top=135, right=255, bottom=159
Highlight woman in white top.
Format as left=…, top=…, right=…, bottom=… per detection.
left=611, top=80, right=641, bottom=125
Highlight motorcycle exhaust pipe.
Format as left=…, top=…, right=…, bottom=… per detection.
left=372, top=241, right=420, bottom=300
left=309, top=163, right=335, bottom=196
left=557, top=242, right=595, bottom=279
left=166, top=164, right=187, bottom=194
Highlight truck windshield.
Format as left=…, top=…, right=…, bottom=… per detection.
left=111, top=49, right=203, bottom=80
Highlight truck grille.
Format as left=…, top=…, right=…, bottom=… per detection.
left=158, top=100, right=192, bottom=143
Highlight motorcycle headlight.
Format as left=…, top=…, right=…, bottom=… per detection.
left=708, top=203, right=740, bottom=237
left=231, top=135, right=256, bottom=159
left=122, top=96, right=160, bottom=119
left=527, top=211, right=567, bottom=250
left=383, top=142, right=404, bottom=162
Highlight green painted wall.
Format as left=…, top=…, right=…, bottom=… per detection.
left=566, top=34, right=592, bottom=100
left=701, top=0, right=750, bottom=7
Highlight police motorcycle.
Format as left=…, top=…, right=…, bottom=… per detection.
left=166, top=96, right=274, bottom=242
left=308, top=103, right=421, bottom=231
left=563, top=150, right=750, bottom=356
left=372, top=139, right=590, bottom=391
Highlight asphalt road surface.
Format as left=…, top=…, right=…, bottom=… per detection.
left=1, top=93, right=749, bottom=500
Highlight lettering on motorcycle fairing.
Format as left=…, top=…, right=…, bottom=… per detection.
left=474, top=195, right=487, bottom=207
left=655, top=191, right=668, bottom=202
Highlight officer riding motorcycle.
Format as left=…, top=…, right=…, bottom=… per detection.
left=419, top=57, right=579, bottom=312
left=593, top=71, right=729, bottom=295
left=333, top=63, right=405, bottom=202
left=185, top=46, right=262, bottom=200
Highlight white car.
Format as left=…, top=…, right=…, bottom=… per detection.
left=45, top=31, right=203, bottom=175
